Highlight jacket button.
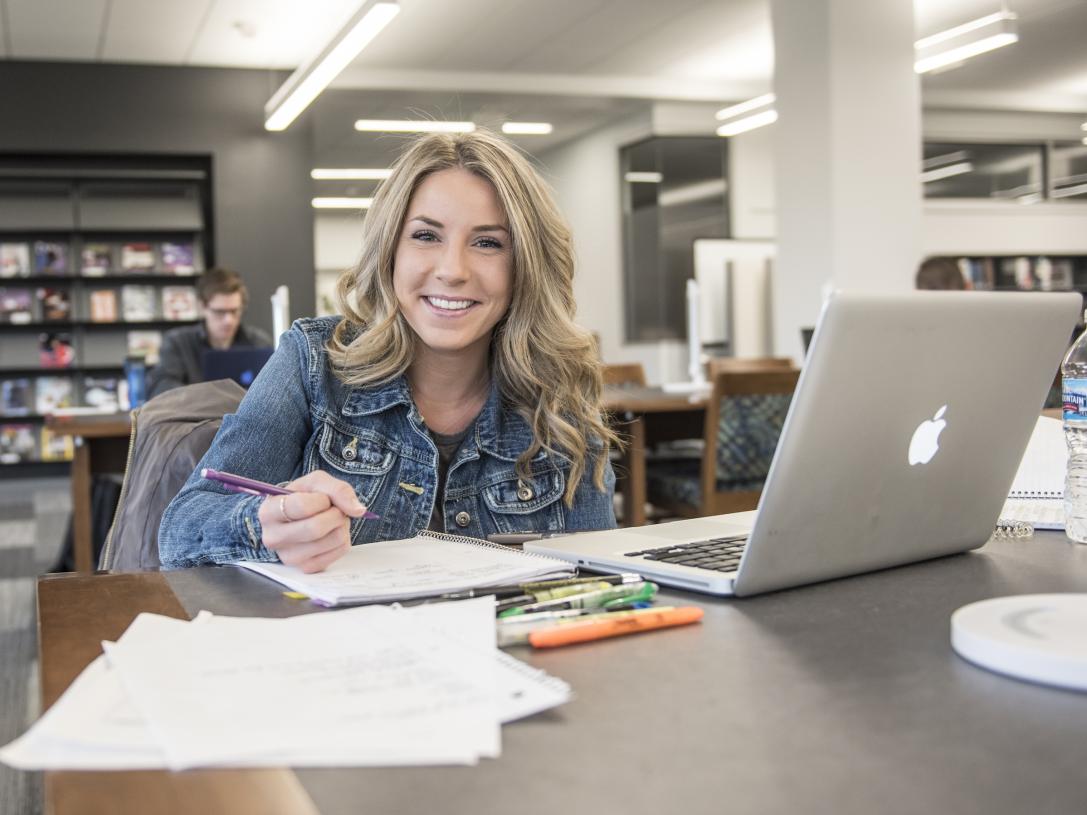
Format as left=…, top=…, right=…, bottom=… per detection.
left=342, top=447, right=356, bottom=460
left=454, top=511, right=471, bottom=527
left=517, top=481, right=534, bottom=501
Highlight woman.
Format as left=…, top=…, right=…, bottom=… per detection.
left=159, top=130, right=618, bottom=572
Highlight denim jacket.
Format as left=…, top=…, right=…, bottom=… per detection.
left=158, top=316, right=616, bottom=568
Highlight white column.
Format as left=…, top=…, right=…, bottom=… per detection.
left=769, top=0, right=922, bottom=360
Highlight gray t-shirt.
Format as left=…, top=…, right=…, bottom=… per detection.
left=428, top=426, right=472, bottom=531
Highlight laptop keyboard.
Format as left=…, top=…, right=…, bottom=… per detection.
left=624, top=535, right=748, bottom=573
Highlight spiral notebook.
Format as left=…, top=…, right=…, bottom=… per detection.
left=1001, top=416, right=1065, bottom=530
left=233, top=530, right=575, bottom=606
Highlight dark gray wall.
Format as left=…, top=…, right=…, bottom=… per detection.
left=0, top=61, right=315, bottom=334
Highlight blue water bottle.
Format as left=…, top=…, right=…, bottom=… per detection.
left=124, top=356, right=147, bottom=409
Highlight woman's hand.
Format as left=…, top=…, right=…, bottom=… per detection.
left=257, top=470, right=369, bottom=573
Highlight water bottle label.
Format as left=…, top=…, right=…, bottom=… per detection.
left=1063, top=378, right=1087, bottom=421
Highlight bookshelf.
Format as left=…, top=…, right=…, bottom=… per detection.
left=0, top=155, right=213, bottom=474
left=951, top=254, right=1087, bottom=294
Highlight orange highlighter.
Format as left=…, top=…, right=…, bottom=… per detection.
left=528, top=606, right=704, bottom=648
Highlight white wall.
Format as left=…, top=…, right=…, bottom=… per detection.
left=313, top=211, right=364, bottom=316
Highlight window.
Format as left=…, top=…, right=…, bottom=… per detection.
left=922, top=142, right=1045, bottom=203
left=620, top=137, right=728, bottom=342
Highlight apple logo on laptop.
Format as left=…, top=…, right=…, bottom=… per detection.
left=908, top=405, right=948, bottom=465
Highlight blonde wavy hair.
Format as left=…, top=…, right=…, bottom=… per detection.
left=327, top=129, right=618, bottom=504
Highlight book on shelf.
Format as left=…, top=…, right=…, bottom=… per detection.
left=126, top=330, right=162, bottom=365
left=160, top=241, right=198, bottom=275
left=0, top=378, right=33, bottom=416
left=34, top=376, right=73, bottom=414
left=161, top=285, right=199, bottom=320
left=88, top=288, right=119, bottom=322
left=33, top=241, right=68, bottom=276
left=120, top=242, right=155, bottom=274
left=80, top=243, right=113, bottom=277
left=0, top=287, right=34, bottom=324
left=37, top=287, right=71, bottom=322
left=0, top=243, right=30, bottom=278
left=0, top=424, right=37, bottom=464
left=121, top=284, right=156, bottom=321
left=38, top=332, right=75, bottom=369
left=39, top=426, right=74, bottom=462
left=82, top=375, right=120, bottom=412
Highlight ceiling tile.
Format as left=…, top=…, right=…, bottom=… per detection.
left=6, top=0, right=106, bottom=61
left=101, top=0, right=211, bottom=64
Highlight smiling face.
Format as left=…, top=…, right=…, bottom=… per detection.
left=393, top=167, right=513, bottom=365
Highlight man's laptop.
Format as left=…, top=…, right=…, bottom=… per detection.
left=201, top=347, right=274, bottom=388
left=528, top=291, right=1080, bottom=597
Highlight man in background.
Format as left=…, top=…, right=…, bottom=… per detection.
left=915, top=256, right=968, bottom=290
left=148, top=267, right=272, bottom=398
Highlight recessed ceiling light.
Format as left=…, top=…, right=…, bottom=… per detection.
left=716, top=109, right=778, bottom=137
left=354, top=120, right=475, bottom=133
left=624, top=172, right=664, bottom=183
left=265, top=0, right=400, bottom=131
left=501, top=122, right=553, bottom=135
left=311, top=168, right=393, bottom=180
left=312, top=197, right=373, bottom=209
left=715, top=94, right=777, bottom=137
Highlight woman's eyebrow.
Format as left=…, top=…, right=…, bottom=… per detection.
left=408, top=215, right=508, bottom=234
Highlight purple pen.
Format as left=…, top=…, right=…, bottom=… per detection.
left=200, top=467, right=380, bottom=519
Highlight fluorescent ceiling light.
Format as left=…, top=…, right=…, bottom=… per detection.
left=921, top=162, right=974, bottom=183
left=716, top=109, right=778, bottom=137
left=354, top=119, right=476, bottom=133
left=1052, top=182, right=1087, bottom=199
left=922, top=150, right=970, bottom=170
left=311, top=168, right=392, bottom=180
left=715, top=94, right=776, bottom=121
left=658, top=179, right=727, bottom=208
left=501, top=122, right=553, bottom=135
left=312, top=197, right=373, bottom=209
left=914, top=11, right=1017, bottom=74
left=624, top=172, right=663, bottom=183
left=265, top=1, right=400, bottom=131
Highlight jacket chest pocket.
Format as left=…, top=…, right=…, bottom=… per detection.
left=316, top=420, right=395, bottom=507
left=481, top=466, right=566, bottom=533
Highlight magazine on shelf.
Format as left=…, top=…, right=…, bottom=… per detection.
left=82, top=376, right=120, bottom=411
left=0, top=244, right=30, bottom=278
left=39, top=426, right=74, bottom=462
left=39, top=332, right=75, bottom=369
left=0, top=424, right=37, bottom=464
left=120, top=243, right=155, bottom=273
left=33, top=242, right=68, bottom=276
left=121, top=285, right=156, bottom=321
left=0, top=288, right=34, bottom=324
left=80, top=243, right=113, bottom=276
left=37, top=287, right=71, bottom=322
left=89, top=288, right=119, bottom=322
left=161, top=285, right=198, bottom=320
left=160, top=241, right=198, bottom=275
left=0, top=378, right=33, bottom=416
left=34, top=376, right=73, bottom=415
left=126, top=330, right=162, bottom=365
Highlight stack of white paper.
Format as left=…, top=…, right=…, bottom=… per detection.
left=0, top=597, right=571, bottom=771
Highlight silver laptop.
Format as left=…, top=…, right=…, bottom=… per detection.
left=528, top=291, right=1079, bottom=597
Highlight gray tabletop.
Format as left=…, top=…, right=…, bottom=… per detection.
left=165, top=533, right=1087, bottom=815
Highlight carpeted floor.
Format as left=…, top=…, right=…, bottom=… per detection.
left=0, top=477, right=70, bottom=815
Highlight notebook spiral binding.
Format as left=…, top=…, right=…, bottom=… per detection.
left=1007, top=489, right=1062, bottom=499
left=417, top=529, right=574, bottom=569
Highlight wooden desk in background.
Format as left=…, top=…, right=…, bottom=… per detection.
left=603, top=386, right=707, bottom=526
left=45, top=412, right=132, bottom=573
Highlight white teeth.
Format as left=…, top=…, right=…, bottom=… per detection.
left=426, top=296, right=473, bottom=311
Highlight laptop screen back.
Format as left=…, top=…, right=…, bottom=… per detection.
left=201, top=347, right=273, bottom=388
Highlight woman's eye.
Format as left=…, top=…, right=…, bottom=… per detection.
left=411, top=230, right=438, bottom=242
left=475, top=237, right=503, bottom=249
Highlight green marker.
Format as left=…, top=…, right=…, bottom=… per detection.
left=498, top=581, right=658, bottom=618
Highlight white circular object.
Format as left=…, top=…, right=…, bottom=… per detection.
left=951, top=594, right=1087, bottom=692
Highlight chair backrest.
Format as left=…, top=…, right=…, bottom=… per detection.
left=699, top=368, right=800, bottom=513
left=602, top=362, right=647, bottom=387
left=99, top=378, right=246, bottom=571
left=707, top=356, right=795, bottom=376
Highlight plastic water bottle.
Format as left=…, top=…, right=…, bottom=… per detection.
left=1061, top=312, right=1087, bottom=542
left=124, top=356, right=148, bottom=409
